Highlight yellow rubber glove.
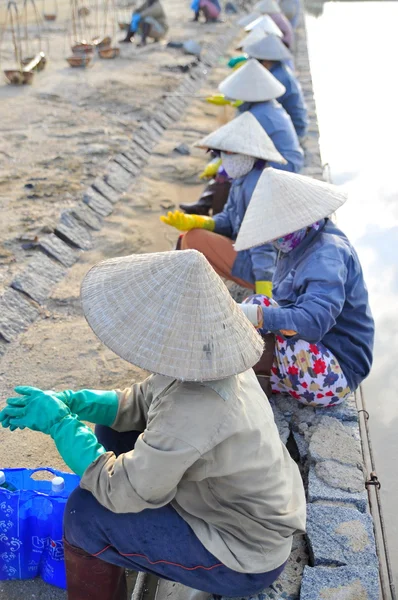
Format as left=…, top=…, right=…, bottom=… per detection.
left=205, top=94, right=232, bottom=106
left=255, top=281, right=273, bottom=298
left=160, top=210, right=215, bottom=232
left=232, top=99, right=244, bottom=107
left=199, top=158, right=222, bottom=180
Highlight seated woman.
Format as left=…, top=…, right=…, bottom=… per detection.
left=121, top=0, right=168, bottom=46
left=245, top=35, right=308, bottom=138
left=161, top=112, right=287, bottom=298
left=0, top=250, right=306, bottom=600
left=182, top=59, right=303, bottom=216
left=191, top=0, right=221, bottom=22
left=235, top=168, right=375, bottom=407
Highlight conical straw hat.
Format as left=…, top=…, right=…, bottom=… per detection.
left=234, top=168, right=348, bottom=251
left=235, top=28, right=266, bottom=51
left=237, top=12, right=260, bottom=27
left=246, top=34, right=293, bottom=62
left=245, top=14, right=283, bottom=37
left=81, top=250, right=264, bottom=381
left=194, top=112, right=286, bottom=164
left=254, top=0, right=281, bottom=13
left=219, top=58, right=285, bottom=102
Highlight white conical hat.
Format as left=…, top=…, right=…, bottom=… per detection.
left=245, top=14, right=283, bottom=37
left=254, top=0, right=281, bottom=14
left=235, top=168, right=348, bottom=251
left=81, top=250, right=264, bottom=381
left=246, top=34, right=293, bottom=61
left=219, top=58, right=285, bottom=102
left=235, top=28, right=266, bottom=51
left=194, top=112, right=286, bottom=164
left=237, top=12, right=260, bottom=27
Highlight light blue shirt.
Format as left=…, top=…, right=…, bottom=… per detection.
left=213, top=165, right=277, bottom=283
left=238, top=100, right=304, bottom=173
left=270, top=62, right=308, bottom=138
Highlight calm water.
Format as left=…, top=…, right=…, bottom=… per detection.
left=305, top=0, right=398, bottom=581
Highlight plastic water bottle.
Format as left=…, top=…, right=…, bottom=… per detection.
left=0, top=470, right=17, bottom=492
left=51, top=477, right=65, bottom=493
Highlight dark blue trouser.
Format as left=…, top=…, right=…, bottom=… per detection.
left=63, top=426, right=286, bottom=596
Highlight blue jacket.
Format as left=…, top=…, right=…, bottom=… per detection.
left=270, top=63, right=308, bottom=138
left=238, top=101, right=304, bottom=173
left=261, top=219, right=374, bottom=390
left=213, top=165, right=277, bottom=284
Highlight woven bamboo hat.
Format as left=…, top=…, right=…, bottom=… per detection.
left=235, top=168, right=348, bottom=251
left=246, top=34, right=293, bottom=62
left=195, top=112, right=286, bottom=164
left=236, top=28, right=266, bottom=51
left=254, top=0, right=281, bottom=13
left=219, top=58, right=285, bottom=102
left=237, top=12, right=260, bottom=27
left=81, top=250, right=264, bottom=381
left=245, top=14, right=283, bottom=36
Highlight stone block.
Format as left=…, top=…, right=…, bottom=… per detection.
left=139, top=122, right=161, bottom=143
left=309, top=417, right=362, bottom=467
left=0, top=288, right=39, bottom=342
left=114, top=153, right=139, bottom=176
left=315, top=394, right=358, bottom=422
left=163, top=104, right=181, bottom=121
left=155, top=111, right=173, bottom=129
left=104, top=161, right=136, bottom=193
left=134, top=132, right=154, bottom=152
left=308, top=465, right=368, bottom=512
left=11, top=254, right=66, bottom=305
left=56, top=213, right=92, bottom=250
left=83, top=186, right=114, bottom=217
left=123, top=149, right=145, bottom=168
left=314, top=460, right=364, bottom=493
left=38, top=233, right=79, bottom=267
left=270, top=405, right=290, bottom=445
left=130, top=143, right=151, bottom=162
left=149, top=119, right=165, bottom=135
left=306, top=504, right=378, bottom=568
left=292, top=430, right=309, bottom=461
left=92, top=177, right=120, bottom=204
left=300, top=565, right=380, bottom=600
left=70, top=203, right=103, bottom=230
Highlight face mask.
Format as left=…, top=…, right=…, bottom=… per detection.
left=272, top=222, right=321, bottom=253
left=221, top=152, right=255, bottom=179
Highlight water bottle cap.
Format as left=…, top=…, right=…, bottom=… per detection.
left=0, top=471, right=5, bottom=485
left=51, top=476, right=65, bottom=492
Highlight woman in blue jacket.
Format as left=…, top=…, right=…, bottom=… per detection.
left=236, top=168, right=374, bottom=406
left=161, top=113, right=287, bottom=299
left=245, top=35, right=308, bottom=139
left=219, top=59, right=304, bottom=173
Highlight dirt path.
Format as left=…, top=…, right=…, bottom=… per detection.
left=0, top=3, right=243, bottom=597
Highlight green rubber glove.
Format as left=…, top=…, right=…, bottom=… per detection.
left=3, top=386, right=119, bottom=427
left=228, top=55, right=247, bottom=69
left=50, top=415, right=106, bottom=477
left=0, top=389, right=71, bottom=434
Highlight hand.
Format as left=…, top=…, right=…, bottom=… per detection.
left=199, top=159, right=222, bottom=180
left=255, top=281, right=273, bottom=298
left=0, top=388, right=71, bottom=434
left=160, top=211, right=215, bottom=232
left=205, top=94, right=231, bottom=106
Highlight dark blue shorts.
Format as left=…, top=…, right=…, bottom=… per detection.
left=63, top=426, right=286, bottom=596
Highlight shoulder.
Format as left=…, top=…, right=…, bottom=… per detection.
left=304, top=223, right=355, bottom=268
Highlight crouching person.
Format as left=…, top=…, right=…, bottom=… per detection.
left=0, top=250, right=306, bottom=600
left=236, top=168, right=375, bottom=407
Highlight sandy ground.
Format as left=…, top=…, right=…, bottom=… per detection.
left=0, top=1, right=243, bottom=597
left=0, top=0, right=235, bottom=293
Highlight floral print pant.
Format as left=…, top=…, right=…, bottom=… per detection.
left=243, top=295, right=351, bottom=407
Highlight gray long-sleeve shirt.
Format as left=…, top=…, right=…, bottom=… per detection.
left=81, top=370, right=306, bottom=573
